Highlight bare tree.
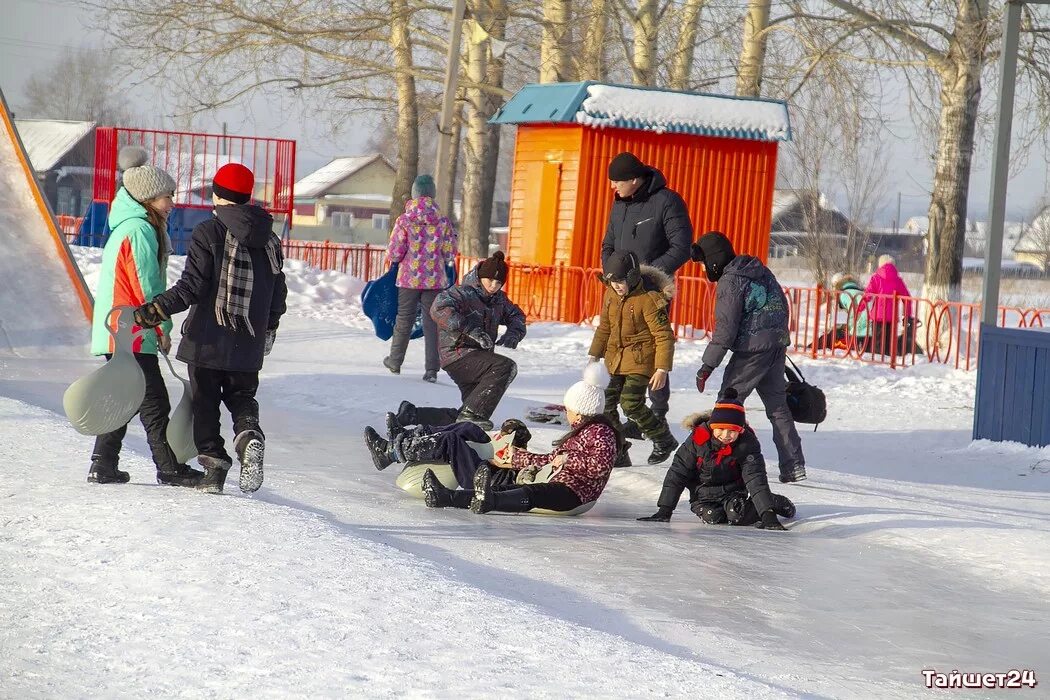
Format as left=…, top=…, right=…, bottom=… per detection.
left=20, top=46, right=136, bottom=124
left=736, top=0, right=771, bottom=96
left=578, top=0, right=610, bottom=80
left=540, top=0, right=574, bottom=82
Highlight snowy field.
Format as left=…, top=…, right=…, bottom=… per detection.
left=0, top=246, right=1047, bottom=698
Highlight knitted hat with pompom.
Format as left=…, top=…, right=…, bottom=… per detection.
left=563, top=362, right=610, bottom=416
left=119, top=146, right=176, bottom=203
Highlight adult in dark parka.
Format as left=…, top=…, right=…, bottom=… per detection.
left=691, top=231, right=806, bottom=484
left=600, top=151, right=693, bottom=427
left=135, top=163, right=288, bottom=495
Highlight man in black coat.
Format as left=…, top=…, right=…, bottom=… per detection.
left=600, top=151, right=693, bottom=431
left=135, top=163, right=287, bottom=495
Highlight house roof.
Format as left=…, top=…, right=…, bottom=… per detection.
left=14, top=119, right=95, bottom=171
left=490, top=82, right=791, bottom=142
left=294, top=155, right=395, bottom=199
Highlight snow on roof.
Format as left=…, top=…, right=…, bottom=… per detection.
left=320, top=193, right=393, bottom=203
left=576, top=84, right=790, bottom=142
left=294, top=155, right=394, bottom=199
left=13, top=119, right=95, bottom=172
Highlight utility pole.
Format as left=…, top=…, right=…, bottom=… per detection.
left=895, top=191, right=902, bottom=235
left=434, top=0, right=467, bottom=208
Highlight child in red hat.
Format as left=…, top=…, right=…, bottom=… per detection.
left=637, top=389, right=796, bottom=530
left=134, top=162, right=287, bottom=495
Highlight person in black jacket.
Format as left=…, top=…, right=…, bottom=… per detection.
left=600, top=151, right=693, bottom=431
left=134, top=163, right=288, bottom=495
left=691, top=231, right=806, bottom=484
left=637, top=390, right=796, bottom=530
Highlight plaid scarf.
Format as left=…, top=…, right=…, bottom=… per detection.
left=216, top=227, right=283, bottom=337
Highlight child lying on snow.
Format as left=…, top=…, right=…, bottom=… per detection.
left=422, top=363, right=622, bottom=514
left=364, top=415, right=532, bottom=488
left=637, top=389, right=796, bottom=531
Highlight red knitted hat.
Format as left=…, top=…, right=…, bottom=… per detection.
left=212, top=163, right=254, bottom=204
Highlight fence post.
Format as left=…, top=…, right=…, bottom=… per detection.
left=809, top=287, right=821, bottom=359
left=889, top=293, right=900, bottom=369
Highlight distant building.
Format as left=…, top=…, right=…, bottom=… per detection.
left=292, top=155, right=397, bottom=243
left=14, top=119, right=95, bottom=217
left=1012, top=209, right=1050, bottom=272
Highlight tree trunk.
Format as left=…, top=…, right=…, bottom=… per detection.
left=735, top=0, right=771, bottom=97
left=579, top=0, right=607, bottom=80
left=669, top=0, right=705, bottom=90
left=390, top=0, right=419, bottom=224
left=922, top=8, right=988, bottom=302
left=540, top=0, right=573, bottom=82
left=631, top=0, right=658, bottom=86
left=438, top=87, right=465, bottom=223
left=459, top=1, right=507, bottom=258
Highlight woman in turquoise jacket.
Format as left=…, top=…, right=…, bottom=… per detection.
left=86, top=147, right=202, bottom=487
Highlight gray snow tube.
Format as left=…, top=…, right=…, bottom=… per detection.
left=161, top=351, right=196, bottom=463
left=63, top=306, right=146, bottom=436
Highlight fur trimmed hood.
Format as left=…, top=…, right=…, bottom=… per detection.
left=595, top=264, right=675, bottom=301
left=681, top=411, right=712, bottom=430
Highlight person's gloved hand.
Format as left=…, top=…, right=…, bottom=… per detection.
left=695, top=365, right=714, bottom=393
left=637, top=507, right=673, bottom=522
left=467, top=330, right=494, bottom=350
left=134, top=301, right=168, bottom=329
left=495, top=334, right=518, bottom=349
left=264, top=329, right=276, bottom=356
left=755, top=509, right=787, bottom=531
left=158, top=332, right=171, bottom=355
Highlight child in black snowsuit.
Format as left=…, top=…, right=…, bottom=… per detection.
left=637, top=389, right=796, bottom=530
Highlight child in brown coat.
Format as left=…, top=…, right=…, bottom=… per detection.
left=589, top=250, right=679, bottom=465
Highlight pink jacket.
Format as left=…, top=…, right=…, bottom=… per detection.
left=863, top=263, right=913, bottom=322
left=386, top=197, right=458, bottom=290
left=510, top=422, right=618, bottom=504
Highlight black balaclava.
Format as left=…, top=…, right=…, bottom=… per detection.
left=690, top=231, right=737, bottom=282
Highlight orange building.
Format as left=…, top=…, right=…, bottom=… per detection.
left=490, top=81, right=791, bottom=324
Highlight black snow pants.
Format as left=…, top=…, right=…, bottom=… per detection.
left=388, top=288, right=440, bottom=373
left=189, top=365, right=261, bottom=463
left=444, top=350, right=517, bottom=420
left=444, top=481, right=583, bottom=512
left=399, top=421, right=491, bottom=488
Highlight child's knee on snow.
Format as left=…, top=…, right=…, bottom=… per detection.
left=692, top=501, right=727, bottom=524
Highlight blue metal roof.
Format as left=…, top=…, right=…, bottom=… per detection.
left=490, top=81, right=791, bottom=142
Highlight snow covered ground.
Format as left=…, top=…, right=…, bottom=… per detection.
left=0, top=247, right=1048, bottom=698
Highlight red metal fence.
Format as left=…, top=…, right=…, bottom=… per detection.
left=272, top=241, right=1049, bottom=372
left=92, top=127, right=296, bottom=225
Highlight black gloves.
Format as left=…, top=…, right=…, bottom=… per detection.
left=638, top=507, right=673, bottom=522
left=756, top=509, right=787, bottom=531
left=133, top=301, right=168, bottom=329
left=695, top=365, right=714, bottom=393
left=495, top=334, right=518, bottom=349
left=499, top=418, right=532, bottom=448
left=466, top=330, right=494, bottom=350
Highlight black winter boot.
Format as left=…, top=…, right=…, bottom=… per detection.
left=196, top=456, right=231, bottom=494
left=772, top=494, right=796, bottom=519
left=456, top=407, right=493, bottom=431
left=614, top=441, right=633, bottom=468
left=779, top=464, right=807, bottom=484
left=234, top=429, right=265, bottom=493
left=87, top=458, right=130, bottom=484
left=422, top=370, right=438, bottom=383
left=157, top=464, right=205, bottom=487
left=469, top=463, right=494, bottom=513
left=364, top=427, right=396, bottom=470
left=422, top=469, right=454, bottom=508
left=383, top=356, right=400, bottom=374
left=397, top=400, right=418, bottom=426
left=385, top=412, right=406, bottom=442
left=621, top=420, right=644, bottom=440
left=647, top=433, right=679, bottom=465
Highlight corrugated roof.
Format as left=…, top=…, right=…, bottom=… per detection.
left=490, top=81, right=791, bottom=142
left=294, top=154, right=395, bottom=199
left=14, top=119, right=95, bottom=171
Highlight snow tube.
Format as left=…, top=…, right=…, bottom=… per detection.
left=530, top=502, right=596, bottom=517
left=63, top=306, right=146, bottom=436
left=160, top=351, right=196, bottom=463
left=360, top=263, right=457, bottom=342
left=396, top=462, right=458, bottom=498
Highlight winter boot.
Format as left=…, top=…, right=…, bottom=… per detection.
left=383, top=356, right=400, bottom=375
left=422, top=370, right=438, bottom=383
left=621, top=420, right=644, bottom=440
left=772, top=494, right=796, bottom=519
left=364, top=426, right=396, bottom=470
left=157, top=463, right=206, bottom=487
left=647, top=433, right=679, bottom=465
left=779, top=464, right=808, bottom=484
left=614, top=440, right=633, bottom=468
left=469, top=463, right=494, bottom=513
left=456, top=407, right=493, bottom=431
left=196, top=456, right=231, bottom=494
left=87, top=458, right=130, bottom=484
left=396, top=400, right=417, bottom=426
left=422, top=468, right=454, bottom=508
left=385, top=412, right=406, bottom=442
left=234, top=429, right=265, bottom=493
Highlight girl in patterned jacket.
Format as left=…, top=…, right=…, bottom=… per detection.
left=383, top=175, right=458, bottom=383
left=421, top=363, right=621, bottom=514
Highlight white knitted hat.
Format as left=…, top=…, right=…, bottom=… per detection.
left=119, top=146, right=176, bottom=203
left=563, top=362, right=609, bottom=416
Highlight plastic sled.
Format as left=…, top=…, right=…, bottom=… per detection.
left=396, top=462, right=458, bottom=498
left=530, top=502, right=596, bottom=517
left=161, top=351, right=196, bottom=463
left=361, top=263, right=457, bottom=341
left=63, top=306, right=147, bottom=436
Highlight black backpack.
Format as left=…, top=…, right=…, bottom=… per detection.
left=784, top=356, right=827, bottom=431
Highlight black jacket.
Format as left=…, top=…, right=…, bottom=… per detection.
left=701, top=256, right=790, bottom=369
left=656, top=414, right=774, bottom=515
left=154, top=204, right=288, bottom=372
left=600, top=167, right=693, bottom=276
